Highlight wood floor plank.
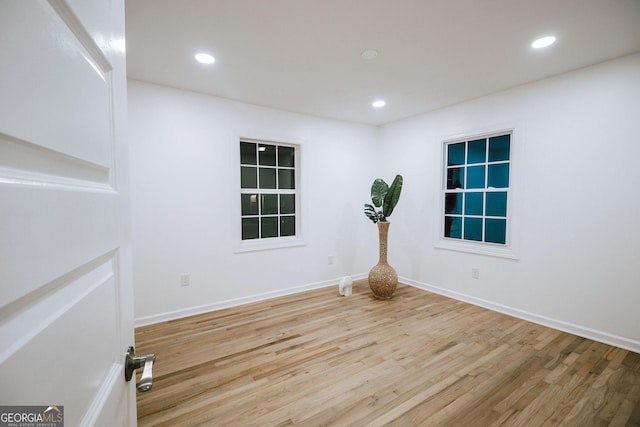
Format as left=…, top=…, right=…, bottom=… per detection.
left=135, top=281, right=640, bottom=426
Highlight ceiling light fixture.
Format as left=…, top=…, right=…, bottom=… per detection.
left=195, top=53, right=215, bottom=64
left=531, top=36, right=556, bottom=49
left=372, top=100, right=386, bottom=108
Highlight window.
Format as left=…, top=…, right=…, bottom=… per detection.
left=240, top=140, right=297, bottom=241
left=443, top=132, right=511, bottom=245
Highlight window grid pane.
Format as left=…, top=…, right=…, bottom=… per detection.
left=240, top=142, right=257, bottom=165
left=241, top=140, right=298, bottom=240
left=240, top=166, right=257, bottom=188
left=443, top=132, right=510, bottom=245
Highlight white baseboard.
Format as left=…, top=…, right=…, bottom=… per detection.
left=134, top=273, right=367, bottom=328
left=135, top=274, right=639, bottom=354
left=401, top=276, right=640, bottom=354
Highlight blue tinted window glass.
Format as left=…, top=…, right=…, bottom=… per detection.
left=242, top=218, right=259, bottom=240
left=444, top=216, right=462, bottom=239
left=488, top=163, right=509, bottom=188
left=486, top=192, right=507, bottom=217
left=465, top=192, right=483, bottom=215
left=468, top=139, right=486, bottom=164
left=447, top=168, right=464, bottom=189
left=448, top=143, right=465, bottom=166
left=485, top=218, right=506, bottom=244
left=261, top=217, right=278, bottom=238
left=464, top=217, right=483, bottom=241
left=489, top=135, right=510, bottom=162
left=467, top=165, right=485, bottom=189
left=280, top=216, right=295, bottom=236
left=445, top=193, right=462, bottom=214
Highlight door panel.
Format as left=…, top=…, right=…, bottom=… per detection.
left=1, top=256, right=118, bottom=426
left=0, top=0, right=133, bottom=425
left=0, top=0, right=112, bottom=167
left=0, top=187, right=117, bottom=305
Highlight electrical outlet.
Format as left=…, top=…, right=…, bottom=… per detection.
left=180, top=273, right=190, bottom=286
left=328, top=255, right=334, bottom=265
left=471, top=268, right=480, bottom=279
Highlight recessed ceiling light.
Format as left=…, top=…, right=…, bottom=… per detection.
left=361, top=49, right=379, bottom=60
left=372, top=100, right=386, bottom=108
left=531, top=36, right=556, bottom=49
left=195, top=53, right=215, bottom=64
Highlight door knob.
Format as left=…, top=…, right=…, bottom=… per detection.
left=124, top=346, right=156, bottom=392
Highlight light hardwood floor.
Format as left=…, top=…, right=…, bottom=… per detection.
left=135, top=281, right=640, bottom=426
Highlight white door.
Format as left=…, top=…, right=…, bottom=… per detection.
left=0, top=0, right=135, bottom=426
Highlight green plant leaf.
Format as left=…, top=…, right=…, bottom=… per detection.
left=364, top=203, right=382, bottom=224
left=370, top=179, right=388, bottom=207
left=382, top=174, right=403, bottom=218
left=364, top=204, right=379, bottom=223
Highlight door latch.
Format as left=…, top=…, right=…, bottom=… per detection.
left=124, top=346, right=156, bottom=392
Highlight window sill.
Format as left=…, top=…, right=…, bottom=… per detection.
left=235, top=236, right=307, bottom=253
left=435, top=238, right=519, bottom=260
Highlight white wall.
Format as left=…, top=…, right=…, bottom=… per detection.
left=129, top=53, right=640, bottom=352
left=128, top=81, right=378, bottom=323
left=381, top=53, right=640, bottom=351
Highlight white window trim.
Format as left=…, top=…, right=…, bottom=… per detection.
left=235, top=136, right=307, bottom=253
left=236, top=235, right=306, bottom=253
left=434, top=127, right=520, bottom=260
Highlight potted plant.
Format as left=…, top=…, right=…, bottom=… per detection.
left=364, top=174, right=403, bottom=298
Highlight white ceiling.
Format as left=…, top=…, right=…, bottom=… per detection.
left=125, top=0, right=640, bottom=126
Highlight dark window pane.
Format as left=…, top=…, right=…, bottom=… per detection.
left=261, top=216, right=278, bottom=238
left=241, top=141, right=298, bottom=242
left=278, top=169, right=295, bottom=189
left=242, top=217, right=259, bottom=239
left=445, top=193, right=462, bottom=214
left=485, top=218, right=506, bottom=244
left=240, top=166, right=256, bottom=188
left=258, top=144, right=276, bottom=166
left=467, top=139, right=486, bottom=164
left=278, top=146, right=295, bottom=167
left=464, top=217, right=483, bottom=241
left=447, top=167, right=464, bottom=189
left=240, top=142, right=256, bottom=165
left=486, top=192, right=507, bottom=217
left=259, top=168, right=276, bottom=189
left=280, top=216, right=295, bottom=236
left=280, top=194, right=295, bottom=214
left=488, top=163, right=509, bottom=188
left=261, top=194, right=278, bottom=215
left=489, top=135, right=510, bottom=162
left=444, top=216, right=462, bottom=239
left=467, top=165, right=485, bottom=189
left=447, top=143, right=465, bottom=166
left=241, top=194, right=258, bottom=216
left=465, top=192, right=483, bottom=215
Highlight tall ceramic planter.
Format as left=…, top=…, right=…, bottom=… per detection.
left=368, top=221, right=398, bottom=299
